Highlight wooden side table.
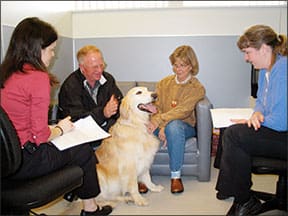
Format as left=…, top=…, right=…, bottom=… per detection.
left=213, top=127, right=226, bottom=169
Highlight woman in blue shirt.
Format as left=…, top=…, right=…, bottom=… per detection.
left=215, top=24, right=287, bottom=216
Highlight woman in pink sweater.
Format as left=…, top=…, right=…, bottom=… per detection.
left=0, top=17, right=112, bottom=216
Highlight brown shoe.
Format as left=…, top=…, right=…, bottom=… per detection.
left=171, top=178, right=184, bottom=193
left=138, top=182, right=148, bottom=194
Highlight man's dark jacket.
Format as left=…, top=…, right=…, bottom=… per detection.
left=58, top=69, right=123, bottom=131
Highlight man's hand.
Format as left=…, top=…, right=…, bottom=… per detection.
left=103, top=94, right=119, bottom=118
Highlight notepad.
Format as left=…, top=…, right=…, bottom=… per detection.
left=210, top=108, right=254, bottom=128
left=51, top=115, right=110, bottom=150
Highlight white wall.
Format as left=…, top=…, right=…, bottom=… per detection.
left=1, top=1, right=73, bottom=37
left=1, top=2, right=286, bottom=38
left=72, top=7, right=287, bottom=38
left=1, top=2, right=287, bottom=108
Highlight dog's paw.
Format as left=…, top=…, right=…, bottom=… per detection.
left=150, top=184, right=164, bottom=192
left=116, top=195, right=134, bottom=203
left=134, top=196, right=148, bottom=206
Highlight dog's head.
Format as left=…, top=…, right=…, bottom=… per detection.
left=120, top=87, right=157, bottom=120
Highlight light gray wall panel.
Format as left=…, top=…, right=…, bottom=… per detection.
left=2, top=24, right=251, bottom=108
left=50, top=36, right=74, bottom=101
left=1, top=26, right=14, bottom=62
left=75, top=36, right=251, bottom=108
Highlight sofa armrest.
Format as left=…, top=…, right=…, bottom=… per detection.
left=195, top=96, right=213, bottom=181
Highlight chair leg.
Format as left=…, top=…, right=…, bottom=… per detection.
left=252, top=190, right=275, bottom=202
left=252, top=175, right=287, bottom=213
left=1, top=207, right=30, bottom=216
left=253, top=190, right=287, bottom=214
left=30, top=209, right=47, bottom=216
left=63, top=191, right=78, bottom=202
left=276, top=175, right=287, bottom=211
left=258, top=198, right=281, bottom=214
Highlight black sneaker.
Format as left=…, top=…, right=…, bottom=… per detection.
left=80, top=205, right=113, bottom=216
left=227, top=195, right=262, bottom=216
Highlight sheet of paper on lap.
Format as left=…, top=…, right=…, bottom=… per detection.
left=51, top=115, right=110, bottom=150
left=210, top=108, right=254, bottom=128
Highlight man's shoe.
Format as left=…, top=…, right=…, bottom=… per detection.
left=171, top=178, right=184, bottom=193
left=138, top=182, right=148, bottom=194
left=216, top=192, right=232, bottom=200
left=80, top=205, right=113, bottom=216
left=226, top=195, right=262, bottom=216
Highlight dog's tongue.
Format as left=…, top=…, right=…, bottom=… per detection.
left=139, top=103, right=157, bottom=114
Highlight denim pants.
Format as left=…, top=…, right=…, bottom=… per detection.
left=155, top=120, right=196, bottom=175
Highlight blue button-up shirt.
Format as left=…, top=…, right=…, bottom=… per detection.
left=254, top=55, right=287, bottom=131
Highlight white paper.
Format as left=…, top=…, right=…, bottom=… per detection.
left=210, top=108, right=254, bottom=128
left=51, top=115, right=110, bottom=151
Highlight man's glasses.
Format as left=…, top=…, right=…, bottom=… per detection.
left=83, top=63, right=106, bottom=70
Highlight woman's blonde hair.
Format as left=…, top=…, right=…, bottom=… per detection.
left=169, top=45, right=199, bottom=76
left=237, top=24, right=287, bottom=56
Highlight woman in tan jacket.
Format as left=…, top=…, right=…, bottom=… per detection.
left=148, top=45, right=205, bottom=193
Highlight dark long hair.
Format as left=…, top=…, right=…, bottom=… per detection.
left=0, top=17, right=59, bottom=88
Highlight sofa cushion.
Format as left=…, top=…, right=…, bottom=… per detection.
left=116, top=81, right=136, bottom=96
left=157, top=137, right=198, bottom=153
left=136, top=81, right=157, bottom=92
left=116, top=81, right=157, bottom=96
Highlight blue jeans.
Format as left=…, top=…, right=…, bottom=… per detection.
left=154, top=120, right=196, bottom=173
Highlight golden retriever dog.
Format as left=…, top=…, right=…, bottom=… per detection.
left=95, top=86, right=164, bottom=206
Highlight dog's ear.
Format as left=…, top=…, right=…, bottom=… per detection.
left=120, top=96, right=130, bottom=119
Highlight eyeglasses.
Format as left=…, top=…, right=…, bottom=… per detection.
left=83, top=63, right=106, bottom=70
left=173, top=63, right=189, bottom=69
left=94, top=64, right=105, bottom=70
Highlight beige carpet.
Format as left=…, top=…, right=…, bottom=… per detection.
left=32, top=157, right=285, bottom=215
